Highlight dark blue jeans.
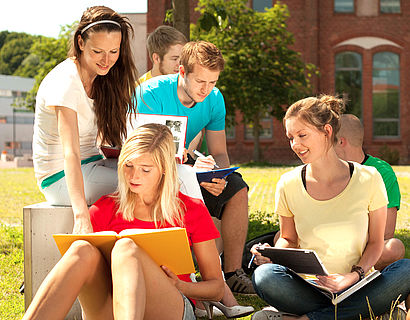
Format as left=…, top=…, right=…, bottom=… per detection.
left=252, top=259, right=410, bottom=320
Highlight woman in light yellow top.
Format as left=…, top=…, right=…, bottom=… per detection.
left=250, top=95, right=409, bottom=320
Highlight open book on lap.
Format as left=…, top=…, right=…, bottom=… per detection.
left=53, top=227, right=195, bottom=275
left=258, top=247, right=381, bottom=305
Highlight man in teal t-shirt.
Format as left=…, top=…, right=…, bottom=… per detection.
left=136, top=41, right=254, bottom=294
left=335, top=114, right=404, bottom=270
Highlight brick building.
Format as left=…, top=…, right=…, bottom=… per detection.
left=145, top=0, right=410, bottom=164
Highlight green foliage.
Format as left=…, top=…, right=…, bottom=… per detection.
left=192, top=0, right=317, bottom=123
left=23, top=24, right=74, bottom=110
left=191, top=0, right=317, bottom=160
left=0, top=25, right=74, bottom=110
left=0, top=32, right=37, bottom=75
left=0, top=31, right=11, bottom=50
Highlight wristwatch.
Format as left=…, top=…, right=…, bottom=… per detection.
left=351, top=265, right=365, bottom=280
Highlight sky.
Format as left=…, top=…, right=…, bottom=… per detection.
left=1, top=0, right=147, bottom=38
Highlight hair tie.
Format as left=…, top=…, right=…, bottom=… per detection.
left=81, top=20, right=121, bottom=34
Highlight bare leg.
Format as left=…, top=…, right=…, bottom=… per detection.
left=220, top=282, right=238, bottom=306
left=212, top=217, right=223, bottom=254
left=24, top=240, right=113, bottom=320
left=375, top=238, right=405, bottom=270
left=111, top=238, right=185, bottom=320
left=221, top=187, right=248, bottom=273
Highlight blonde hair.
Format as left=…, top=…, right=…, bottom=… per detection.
left=338, top=114, right=364, bottom=147
left=147, top=25, right=187, bottom=61
left=114, top=123, right=184, bottom=227
left=180, top=41, right=225, bottom=74
left=284, top=94, right=345, bottom=146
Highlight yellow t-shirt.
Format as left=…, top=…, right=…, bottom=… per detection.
left=138, top=70, right=152, bottom=84
left=275, top=163, right=387, bottom=274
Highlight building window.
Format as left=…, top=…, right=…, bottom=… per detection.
left=253, top=0, right=272, bottom=12
left=335, top=51, right=362, bottom=118
left=334, top=0, right=354, bottom=13
left=372, top=52, right=400, bottom=137
left=380, top=0, right=401, bottom=13
left=245, top=114, right=273, bottom=140
left=0, top=89, right=12, bottom=97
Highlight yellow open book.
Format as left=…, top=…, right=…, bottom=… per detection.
left=53, top=227, right=195, bottom=275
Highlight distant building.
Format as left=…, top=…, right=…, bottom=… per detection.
left=0, top=75, right=35, bottom=157
left=146, top=0, right=410, bottom=164
left=122, top=12, right=148, bottom=75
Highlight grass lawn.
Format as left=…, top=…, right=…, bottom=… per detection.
left=0, top=166, right=409, bottom=319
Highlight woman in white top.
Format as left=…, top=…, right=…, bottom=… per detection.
left=250, top=95, right=410, bottom=319
left=33, top=6, right=138, bottom=233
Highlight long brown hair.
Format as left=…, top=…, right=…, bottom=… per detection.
left=69, top=6, right=138, bottom=147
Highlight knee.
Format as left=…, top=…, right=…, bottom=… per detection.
left=67, top=240, right=101, bottom=267
left=385, top=238, right=405, bottom=260
left=111, top=238, right=140, bottom=262
left=252, top=263, right=285, bottom=292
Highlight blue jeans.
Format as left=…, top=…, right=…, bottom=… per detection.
left=252, top=259, right=410, bottom=320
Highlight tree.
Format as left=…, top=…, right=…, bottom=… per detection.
left=21, top=25, right=73, bottom=110
left=172, top=0, right=191, bottom=40
left=192, top=0, right=317, bottom=161
left=0, top=33, right=36, bottom=75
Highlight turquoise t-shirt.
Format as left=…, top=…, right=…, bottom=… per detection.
left=135, top=73, right=226, bottom=147
left=363, top=154, right=401, bottom=210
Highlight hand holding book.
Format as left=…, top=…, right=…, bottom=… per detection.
left=316, top=272, right=361, bottom=293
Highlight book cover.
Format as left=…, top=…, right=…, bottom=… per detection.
left=53, top=227, right=195, bottom=275
left=196, top=167, right=240, bottom=183
left=257, top=247, right=328, bottom=275
left=258, top=247, right=381, bottom=305
left=100, top=146, right=121, bottom=159
left=127, top=114, right=188, bottom=164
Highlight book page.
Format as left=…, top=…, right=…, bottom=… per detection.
left=127, top=114, right=188, bottom=163
left=118, top=227, right=182, bottom=236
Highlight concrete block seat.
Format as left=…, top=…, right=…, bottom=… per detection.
left=23, top=203, right=82, bottom=320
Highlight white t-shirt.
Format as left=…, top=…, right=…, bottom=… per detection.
left=177, top=164, right=203, bottom=200
left=33, top=58, right=100, bottom=183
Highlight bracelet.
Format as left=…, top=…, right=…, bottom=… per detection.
left=351, top=265, right=365, bottom=280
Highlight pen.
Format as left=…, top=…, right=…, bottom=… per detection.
left=192, top=149, right=220, bottom=168
left=248, top=243, right=262, bottom=268
left=248, top=254, right=256, bottom=269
